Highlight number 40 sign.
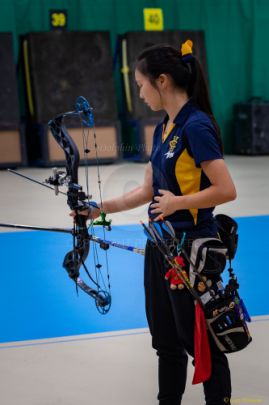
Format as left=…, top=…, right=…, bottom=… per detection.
left=143, top=8, right=164, bottom=31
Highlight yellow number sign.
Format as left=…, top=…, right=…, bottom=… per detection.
left=50, top=10, right=67, bottom=30
left=51, top=12, right=66, bottom=27
left=143, top=8, right=164, bottom=31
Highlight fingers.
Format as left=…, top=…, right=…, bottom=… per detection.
left=150, top=202, right=160, bottom=209
left=150, top=202, right=164, bottom=221
left=150, top=206, right=162, bottom=214
left=153, top=214, right=164, bottom=222
left=69, top=204, right=101, bottom=221
left=69, top=208, right=91, bottom=218
left=158, top=189, right=166, bottom=195
left=150, top=200, right=161, bottom=213
left=154, top=190, right=169, bottom=201
left=151, top=189, right=173, bottom=220
left=78, top=209, right=91, bottom=217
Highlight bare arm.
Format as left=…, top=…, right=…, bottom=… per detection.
left=72, top=163, right=153, bottom=220
left=151, top=159, right=236, bottom=219
left=102, top=162, right=153, bottom=213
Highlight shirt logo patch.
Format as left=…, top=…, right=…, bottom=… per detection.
left=164, top=136, right=179, bottom=159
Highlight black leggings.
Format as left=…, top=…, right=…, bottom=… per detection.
left=144, top=240, right=231, bottom=405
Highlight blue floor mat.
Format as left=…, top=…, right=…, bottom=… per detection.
left=0, top=216, right=268, bottom=343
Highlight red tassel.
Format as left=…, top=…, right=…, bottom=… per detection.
left=192, top=302, right=212, bottom=384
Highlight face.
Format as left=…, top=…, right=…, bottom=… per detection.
left=135, top=69, right=163, bottom=111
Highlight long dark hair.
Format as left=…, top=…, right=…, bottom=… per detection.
left=136, top=44, right=223, bottom=151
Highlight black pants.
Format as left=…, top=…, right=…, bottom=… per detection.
left=144, top=239, right=232, bottom=405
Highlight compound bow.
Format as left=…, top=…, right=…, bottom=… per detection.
left=0, top=96, right=144, bottom=314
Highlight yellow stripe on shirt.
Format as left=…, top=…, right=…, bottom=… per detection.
left=175, top=148, right=202, bottom=224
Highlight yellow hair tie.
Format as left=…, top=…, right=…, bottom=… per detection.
left=181, top=39, right=193, bottom=56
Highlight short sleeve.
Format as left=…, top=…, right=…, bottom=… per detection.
left=184, top=120, right=223, bottom=167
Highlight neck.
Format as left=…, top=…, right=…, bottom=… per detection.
left=163, top=91, right=189, bottom=122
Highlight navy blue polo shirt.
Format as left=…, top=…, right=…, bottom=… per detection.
left=149, top=100, right=223, bottom=230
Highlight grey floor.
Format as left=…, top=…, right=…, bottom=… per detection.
left=0, top=156, right=269, bottom=405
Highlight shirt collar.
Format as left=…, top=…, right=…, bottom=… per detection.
left=163, top=99, right=197, bottom=127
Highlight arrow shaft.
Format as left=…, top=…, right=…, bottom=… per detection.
left=0, top=223, right=73, bottom=234
left=0, top=223, right=144, bottom=255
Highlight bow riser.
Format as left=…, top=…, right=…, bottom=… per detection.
left=47, top=97, right=112, bottom=313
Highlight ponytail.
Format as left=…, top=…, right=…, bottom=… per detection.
left=180, top=41, right=223, bottom=152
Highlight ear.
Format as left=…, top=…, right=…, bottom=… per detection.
left=157, top=74, right=169, bottom=89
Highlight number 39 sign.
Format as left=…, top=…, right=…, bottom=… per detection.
left=50, top=10, right=67, bottom=30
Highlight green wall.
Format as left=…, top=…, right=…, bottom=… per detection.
left=0, top=0, right=268, bottom=152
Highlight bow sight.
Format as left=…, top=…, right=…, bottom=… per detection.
left=45, top=168, right=68, bottom=196
left=45, top=167, right=90, bottom=210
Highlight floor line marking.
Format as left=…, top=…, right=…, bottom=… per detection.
left=0, top=328, right=150, bottom=350
left=0, top=315, right=268, bottom=350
